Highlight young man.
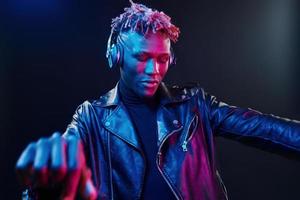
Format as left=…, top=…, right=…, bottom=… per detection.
left=16, top=2, right=300, bottom=200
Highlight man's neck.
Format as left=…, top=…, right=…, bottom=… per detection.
left=118, top=80, right=159, bottom=108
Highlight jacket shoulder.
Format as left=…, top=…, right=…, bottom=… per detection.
left=164, top=82, right=206, bottom=99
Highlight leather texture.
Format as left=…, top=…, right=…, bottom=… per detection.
left=63, top=82, right=300, bottom=200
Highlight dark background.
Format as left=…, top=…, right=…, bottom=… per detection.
left=1, top=0, right=300, bottom=199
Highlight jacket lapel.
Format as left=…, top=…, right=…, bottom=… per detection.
left=102, top=103, right=143, bottom=151
left=97, top=82, right=142, bottom=151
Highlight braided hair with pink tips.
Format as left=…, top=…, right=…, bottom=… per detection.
left=111, top=0, right=180, bottom=42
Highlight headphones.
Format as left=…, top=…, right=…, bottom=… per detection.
left=106, top=29, right=176, bottom=69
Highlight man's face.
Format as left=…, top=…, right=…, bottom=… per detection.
left=119, top=30, right=171, bottom=98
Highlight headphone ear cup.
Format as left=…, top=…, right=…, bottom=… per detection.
left=107, top=44, right=121, bottom=69
left=169, top=47, right=176, bottom=66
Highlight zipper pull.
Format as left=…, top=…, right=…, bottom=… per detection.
left=158, top=151, right=162, bottom=166
left=182, top=140, right=188, bottom=152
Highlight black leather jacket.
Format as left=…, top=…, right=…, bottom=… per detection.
left=61, top=82, right=300, bottom=200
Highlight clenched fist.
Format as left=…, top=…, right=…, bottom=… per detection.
left=16, top=132, right=97, bottom=200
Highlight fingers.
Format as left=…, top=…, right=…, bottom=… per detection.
left=16, top=133, right=67, bottom=187
left=67, top=136, right=83, bottom=171
left=16, top=133, right=98, bottom=200
left=33, top=138, right=51, bottom=186
left=61, top=136, right=83, bottom=200
left=62, top=137, right=98, bottom=200
left=16, top=142, right=36, bottom=186
left=50, top=132, right=67, bottom=182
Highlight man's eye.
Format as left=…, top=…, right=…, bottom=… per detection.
left=135, top=54, right=148, bottom=62
left=158, top=55, right=170, bottom=63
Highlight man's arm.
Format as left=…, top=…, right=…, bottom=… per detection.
left=200, top=89, right=300, bottom=153
left=15, top=102, right=97, bottom=200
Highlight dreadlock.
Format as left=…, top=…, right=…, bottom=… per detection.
left=111, top=1, right=180, bottom=42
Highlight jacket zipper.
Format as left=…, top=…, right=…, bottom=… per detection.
left=181, top=115, right=198, bottom=152
left=156, top=125, right=183, bottom=200
left=107, top=132, right=114, bottom=200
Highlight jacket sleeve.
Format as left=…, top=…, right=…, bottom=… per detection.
left=63, top=101, right=91, bottom=143
left=201, top=88, right=300, bottom=152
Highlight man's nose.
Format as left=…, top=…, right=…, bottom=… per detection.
left=145, top=59, right=159, bottom=74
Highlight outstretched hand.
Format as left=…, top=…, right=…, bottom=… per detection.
left=16, top=132, right=97, bottom=200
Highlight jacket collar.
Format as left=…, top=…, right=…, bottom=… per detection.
left=96, top=81, right=190, bottom=107
left=98, top=81, right=192, bottom=151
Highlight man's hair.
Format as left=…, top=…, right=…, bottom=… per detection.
left=110, top=0, right=180, bottom=42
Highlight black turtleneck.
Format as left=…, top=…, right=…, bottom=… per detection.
left=118, top=81, right=175, bottom=200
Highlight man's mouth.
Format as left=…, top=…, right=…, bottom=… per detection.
left=141, top=79, right=159, bottom=83
left=140, top=79, right=159, bottom=87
